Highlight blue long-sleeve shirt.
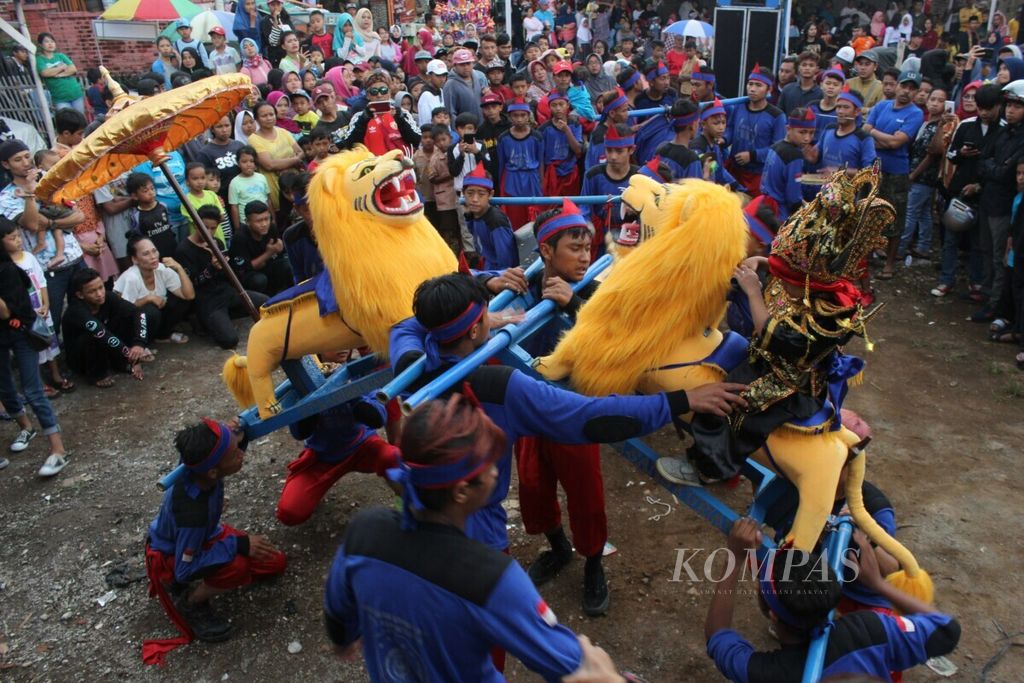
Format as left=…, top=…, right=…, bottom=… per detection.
left=818, top=125, right=878, bottom=172
left=467, top=206, right=518, bottom=271
left=725, top=102, right=786, bottom=174
left=579, top=164, right=638, bottom=253
left=389, top=317, right=690, bottom=549
left=539, top=120, right=583, bottom=177
left=288, top=397, right=385, bottom=464
left=655, top=141, right=704, bottom=180
left=497, top=130, right=544, bottom=197
left=760, top=139, right=806, bottom=221
left=148, top=478, right=247, bottom=584
left=324, top=508, right=583, bottom=683
left=707, top=610, right=960, bottom=683
left=691, top=135, right=740, bottom=189
left=634, top=114, right=674, bottom=166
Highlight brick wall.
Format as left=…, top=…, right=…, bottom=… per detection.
left=2, top=2, right=167, bottom=76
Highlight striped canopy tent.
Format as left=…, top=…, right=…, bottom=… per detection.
left=100, top=0, right=204, bottom=22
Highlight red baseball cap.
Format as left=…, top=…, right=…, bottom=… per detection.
left=552, top=60, right=573, bottom=75
left=312, top=85, right=332, bottom=102
left=481, top=92, right=503, bottom=106
left=208, top=27, right=226, bottom=36
left=453, top=48, right=474, bottom=65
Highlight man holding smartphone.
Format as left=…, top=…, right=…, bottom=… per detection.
left=335, top=70, right=422, bottom=155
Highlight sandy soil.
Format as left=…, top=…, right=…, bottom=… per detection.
left=1, top=260, right=1022, bottom=682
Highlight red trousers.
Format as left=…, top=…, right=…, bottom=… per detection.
left=276, top=436, right=399, bottom=526
left=502, top=203, right=540, bottom=230
left=542, top=164, right=581, bottom=198
left=725, top=160, right=762, bottom=197
left=515, top=437, right=607, bottom=557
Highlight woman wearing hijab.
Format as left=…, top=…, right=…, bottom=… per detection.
left=233, top=0, right=262, bottom=50
left=324, top=63, right=360, bottom=102
left=353, top=8, right=382, bottom=61
left=378, top=26, right=403, bottom=65
left=583, top=52, right=615, bottom=100
left=179, top=47, right=212, bottom=80
left=333, top=13, right=359, bottom=61
left=993, top=11, right=1010, bottom=41
left=870, top=11, right=887, bottom=43
left=956, top=80, right=981, bottom=120
left=240, top=37, right=272, bottom=85
left=526, top=59, right=552, bottom=104
left=235, top=109, right=257, bottom=143
left=267, top=91, right=300, bottom=135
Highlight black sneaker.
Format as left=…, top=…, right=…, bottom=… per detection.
left=582, top=561, right=609, bottom=616
left=527, top=548, right=573, bottom=587
left=175, top=597, right=233, bottom=643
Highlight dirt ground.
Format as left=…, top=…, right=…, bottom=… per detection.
left=1, top=259, right=1023, bottom=683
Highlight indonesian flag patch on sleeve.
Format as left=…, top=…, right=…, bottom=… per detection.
left=536, top=600, right=558, bottom=627
left=181, top=549, right=194, bottom=563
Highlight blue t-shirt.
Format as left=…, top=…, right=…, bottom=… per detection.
left=866, top=100, right=924, bottom=174
left=726, top=102, right=787, bottom=173
left=324, top=508, right=583, bottom=683
left=497, top=130, right=544, bottom=197
left=760, top=139, right=806, bottom=221
left=819, top=125, right=878, bottom=172
left=540, top=120, right=583, bottom=177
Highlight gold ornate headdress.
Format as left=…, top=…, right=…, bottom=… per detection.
left=770, top=161, right=893, bottom=284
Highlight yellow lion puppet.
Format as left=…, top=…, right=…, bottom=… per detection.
left=223, top=148, right=457, bottom=418
left=537, top=174, right=933, bottom=603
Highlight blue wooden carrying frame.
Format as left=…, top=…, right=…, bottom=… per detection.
left=156, top=185, right=847, bottom=680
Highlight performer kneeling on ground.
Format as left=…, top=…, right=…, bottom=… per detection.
left=514, top=202, right=610, bottom=615
left=323, top=393, right=630, bottom=682
left=276, top=352, right=400, bottom=526
left=143, top=420, right=286, bottom=663
left=705, top=518, right=960, bottom=682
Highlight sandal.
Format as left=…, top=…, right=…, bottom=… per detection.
left=156, top=332, right=189, bottom=344
left=876, top=270, right=895, bottom=281
left=56, top=377, right=75, bottom=393
left=43, top=385, right=60, bottom=399
left=95, top=376, right=115, bottom=389
left=991, top=332, right=1020, bottom=343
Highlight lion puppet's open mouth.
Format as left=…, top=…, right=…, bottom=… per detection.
left=374, top=168, right=421, bottom=216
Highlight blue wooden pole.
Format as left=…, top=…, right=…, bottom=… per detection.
left=400, top=254, right=612, bottom=413
left=488, top=194, right=621, bottom=206
left=801, top=516, right=854, bottom=683
left=628, top=96, right=749, bottom=119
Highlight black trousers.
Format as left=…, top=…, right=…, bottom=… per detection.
left=139, top=295, right=192, bottom=340
left=198, top=290, right=268, bottom=350
left=66, top=314, right=146, bottom=381
left=241, top=259, right=293, bottom=297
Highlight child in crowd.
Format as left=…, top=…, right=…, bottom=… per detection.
left=144, top=419, right=286, bottom=659
left=726, top=65, right=786, bottom=195
left=462, top=162, right=517, bottom=270
left=85, top=67, right=108, bottom=119
left=497, top=99, right=544, bottom=229
left=760, top=107, right=816, bottom=221
left=0, top=220, right=73, bottom=396
left=539, top=92, right=583, bottom=196
left=427, top=125, right=461, bottom=255
left=229, top=200, right=292, bottom=296
left=413, top=126, right=436, bottom=225
left=181, top=162, right=232, bottom=246
left=306, top=128, right=331, bottom=172
left=203, top=166, right=221, bottom=196
left=127, top=173, right=178, bottom=262
left=431, top=106, right=458, bottom=142
left=52, top=108, right=86, bottom=157
left=31, top=150, right=66, bottom=267
left=485, top=63, right=514, bottom=102
left=291, top=90, right=320, bottom=135
left=449, top=112, right=485, bottom=194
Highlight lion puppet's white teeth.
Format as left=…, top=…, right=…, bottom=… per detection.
left=391, top=177, right=402, bottom=194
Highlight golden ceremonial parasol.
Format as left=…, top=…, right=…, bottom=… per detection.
left=36, top=70, right=260, bottom=320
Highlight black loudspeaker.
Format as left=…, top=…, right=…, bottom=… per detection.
left=711, top=6, right=781, bottom=98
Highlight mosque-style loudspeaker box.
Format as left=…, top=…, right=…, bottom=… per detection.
left=711, top=6, right=783, bottom=98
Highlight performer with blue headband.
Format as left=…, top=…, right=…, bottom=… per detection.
left=705, top=518, right=961, bottom=682
left=817, top=87, right=877, bottom=175
left=585, top=88, right=631, bottom=169
left=690, top=64, right=720, bottom=105
left=691, top=97, right=741, bottom=189
left=540, top=91, right=584, bottom=197
left=726, top=64, right=787, bottom=196
left=496, top=97, right=545, bottom=230
left=654, top=98, right=704, bottom=180
left=323, top=394, right=636, bottom=682
left=760, top=106, right=817, bottom=222
left=580, top=123, right=639, bottom=259
left=143, top=419, right=286, bottom=664
left=635, top=59, right=678, bottom=120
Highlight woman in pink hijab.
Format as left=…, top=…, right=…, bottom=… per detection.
left=870, top=11, right=886, bottom=42
left=324, top=63, right=361, bottom=102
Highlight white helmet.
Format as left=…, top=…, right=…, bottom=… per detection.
left=1003, top=79, right=1024, bottom=103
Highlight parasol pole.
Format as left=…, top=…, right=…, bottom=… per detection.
left=157, top=158, right=261, bottom=322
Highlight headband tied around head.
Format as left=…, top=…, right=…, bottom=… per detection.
left=537, top=198, right=588, bottom=245
left=423, top=301, right=486, bottom=369
left=188, top=419, right=232, bottom=473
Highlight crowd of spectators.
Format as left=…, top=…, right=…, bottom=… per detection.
left=0, top=0, right=1023, bottom=481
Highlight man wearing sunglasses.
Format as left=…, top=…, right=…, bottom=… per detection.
left=336, top=70, right=422, bottom=156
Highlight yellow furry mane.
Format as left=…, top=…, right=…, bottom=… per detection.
left=308, top=147, right=457, bottom=355
left=546, top=180, right=748, bottom=395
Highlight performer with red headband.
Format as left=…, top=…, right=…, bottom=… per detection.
left=539, top=91, right=584, bottom=197
left=496, top=98, right=544, bottom=229
left=704, top=518, right=961, bottom=683
left=143, top=419, right=287, bottom=664
left=580, top=123, right=639, bottom=259
left=759, top=106, right=817, bottom=222
left=512, top=201, right=613, bottom=615
left=463, top=162, right=519, bottom=271
left=323, top=394, right=633, bottom=682
left=654, top=98, right=705, bottom=180
left=725, top=64, right=787, bottom=196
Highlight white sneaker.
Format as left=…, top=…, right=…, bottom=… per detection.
left=38, top=454, right=67, bottom=477
left=10, top=429, right=36, bottom=452
left=655, top=457, right=703, bottom=487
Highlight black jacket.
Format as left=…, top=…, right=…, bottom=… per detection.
left=977, top=121, right=1024, bottom=216
left=0, top=261, right=35, bottom=345
left=946, top=117, right=1001, bottom=200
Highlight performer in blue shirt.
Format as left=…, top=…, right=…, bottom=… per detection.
left=388, top=273, right=748, bottom=554
left=579, top=124, right=639, bottom=259
left=497, top=98, right=544, bottom=229
left=705, top=518, right=960, bottom=683
left=323, top=394, right=628, bottom=682
left=810, top=68, right=845, bottom=145
left=463, top=162, right=519, bottom=271
left=585, top=88, right=631, bottom=169
left=691, top=98, right=740, bottom=189
left=539, top=91, right=584, bottom=197
left=634, top=59, right=678, bottom=116
left=760, top=107, right=816, bottom=221
left=655, top=98, right=704, bottom=180
left=817, top=88, right=877, bottom=173
left=726, top=64, right=787, bottom=196
left=143, top=420, right=286, bottom=663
